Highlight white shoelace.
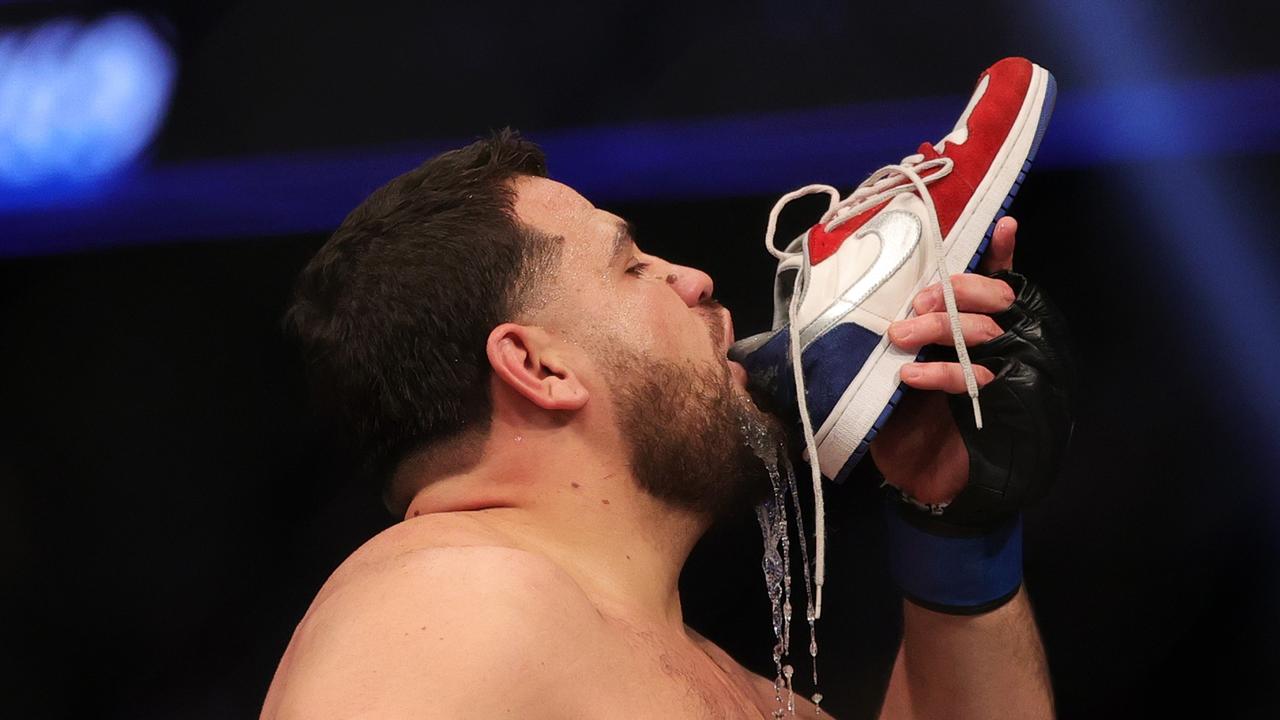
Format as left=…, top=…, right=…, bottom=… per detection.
left=762, top=153, right=984, bottom=618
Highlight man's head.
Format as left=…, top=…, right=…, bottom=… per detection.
left=286, top=130, right=782, bottom=517
left=503, top=175, right=782, bottom=517
left=285, top=130, right=559, bottom=501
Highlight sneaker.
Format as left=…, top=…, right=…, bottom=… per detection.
left=731, top=58, right=1055, bottom=615
left=731, top=57, right=1057, bottom=484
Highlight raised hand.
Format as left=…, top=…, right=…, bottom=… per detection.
left=869, top=216, right=1019, bottom=504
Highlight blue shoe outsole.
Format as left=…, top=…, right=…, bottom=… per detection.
left=830, top=70, right=1058, bottom=484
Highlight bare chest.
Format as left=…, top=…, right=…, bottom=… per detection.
left=568, top=626, right=794, bottom=720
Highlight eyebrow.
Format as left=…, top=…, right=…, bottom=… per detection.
left=611, top=220, right=638, bottom=265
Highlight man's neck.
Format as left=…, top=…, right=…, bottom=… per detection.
left=403, top=433, right=709, bottom=633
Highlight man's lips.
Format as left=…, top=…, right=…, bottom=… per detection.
left=720, top=312, right=736, bottom=348
left=709, top=305, right=747, bottom=387
left=717, top=310, right=749, bottom=388
left=728, top=359, right=749, bottom=388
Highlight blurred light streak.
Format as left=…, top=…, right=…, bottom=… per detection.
left=1026, top=0, right=1280, bottom=474
left=1, top=69, right=1278, bottom=257
left=0, top=13, right=175, bottom=188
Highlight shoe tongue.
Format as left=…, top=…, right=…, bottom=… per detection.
left=917, top=141, right=943, bottom=159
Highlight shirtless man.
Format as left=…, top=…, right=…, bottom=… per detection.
left=263, top=131, right=1056, bottom=719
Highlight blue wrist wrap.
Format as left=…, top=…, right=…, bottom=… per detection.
left=883, top=499, right=1023, bottom=615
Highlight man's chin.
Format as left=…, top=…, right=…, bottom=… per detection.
left=613, top=348, right=790, bottom=518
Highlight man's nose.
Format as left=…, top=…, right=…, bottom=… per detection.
left=664, top=263, right=714, bottom=307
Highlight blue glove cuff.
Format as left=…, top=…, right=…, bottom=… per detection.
left=883, top=499, right=1023, bottom=615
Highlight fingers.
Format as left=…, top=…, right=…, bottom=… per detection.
left=900, top=362, right=995, bottom=392
left=891, top=218, right=1017, bottom=394
left=889, top=311, right=1003, bottom=352
left=912, top=273, right=1016, bottom=315
left=978, top=216, right=1017, bottom=274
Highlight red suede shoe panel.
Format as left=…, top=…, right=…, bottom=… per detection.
left=804, top=58, right=1034, bottom=266
left=930, top=57, right=1032, bottom=237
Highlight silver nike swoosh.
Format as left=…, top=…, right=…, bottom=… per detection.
left=797, top=210, right=922, bottom=350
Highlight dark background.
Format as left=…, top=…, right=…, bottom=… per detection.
left=3, top=1, right=1279, bottom=718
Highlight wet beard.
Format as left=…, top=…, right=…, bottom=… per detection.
left=610, top=351, right=786, bottom=520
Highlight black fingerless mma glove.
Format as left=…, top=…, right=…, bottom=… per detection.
left=885, top=270, right=1077, bottom=614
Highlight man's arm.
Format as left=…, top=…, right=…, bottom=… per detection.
left=262, top=545, right=595, bottom=720
left=868, top=218, right=1070, bottom=719
left=880, top=589, right=1052, bottom=719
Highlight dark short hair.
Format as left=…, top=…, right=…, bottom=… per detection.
left=284, top=129, right=560, bottom=505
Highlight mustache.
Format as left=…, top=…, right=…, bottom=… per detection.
left=697, top=297, right=728, bottom=350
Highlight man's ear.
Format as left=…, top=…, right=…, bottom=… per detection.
left=486, top=323, right=589, bottom=411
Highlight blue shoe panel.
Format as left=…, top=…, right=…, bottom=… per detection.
left=738, top=322, right=882, bottom=429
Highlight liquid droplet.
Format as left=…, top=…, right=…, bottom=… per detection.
left=785, top=459, right=820, bottom=690
left=782, top=664, right=796, bottom=716
left=741, top=405, right=822, bottom=717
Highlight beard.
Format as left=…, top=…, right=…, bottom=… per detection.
left=606, top=346, right=788, bottom=520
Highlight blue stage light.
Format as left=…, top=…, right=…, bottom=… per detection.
left=1027, top=0, right=1280, bottom=479
left=0, top=13, right=175, bottom=188
left=2, top=66, right=1278, bottom=259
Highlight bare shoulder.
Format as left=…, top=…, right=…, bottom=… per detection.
left=263, top=515, right=602, bottom=720
left=313, top=512, right=528, bottom=592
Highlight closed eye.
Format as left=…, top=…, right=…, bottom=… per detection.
left=626, top=261, right=651, bottom=276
